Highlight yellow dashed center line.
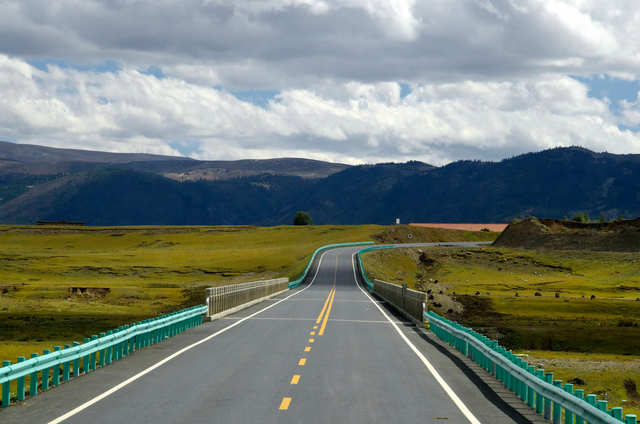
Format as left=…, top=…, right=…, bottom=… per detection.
left=280, top=253, right=342, bottom=412
left=280, top=398, right=292, bottom=410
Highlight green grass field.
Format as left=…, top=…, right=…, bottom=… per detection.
left=516, top=350, right=640, bottom=417
left=0, top=224, right=385, bottom=360
left=0, top=223, right=497, bottom=402
left=0, top=224, right=495, bottom=362
left=361, top=246, right=640, bottom=415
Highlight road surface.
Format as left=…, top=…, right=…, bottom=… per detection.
left=1, top=244, right=532, bottom=424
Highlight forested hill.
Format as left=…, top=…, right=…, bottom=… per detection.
left=1, top=146, right=639, bottom=225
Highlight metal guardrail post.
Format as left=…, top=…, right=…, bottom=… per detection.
left=99, top=334, right=107, bottom=367
left=106, top=331, right=113, bottom=364
left=564, top=384, right=574, bottom=423
left=124, top=325, right=130, bottom=356
left=63, top=345, right=71, bottom=381
left=16, top=356, right=25, bottom=401
left=575, top=389, right=585, bottom=424
left=42, top=349, right=51, bottom=389
left=117, top=326, right=124, bottom=358
left=72, top=342, right=80, bottom=377
left=129, top=324, right=136, bottom=352
left=612, top=407, right=624, bottom=420
left=527, top=365, right=535, bottom=408
left=544, top=373, right=553, bottom=420
left=52, top=347, right=61, bottom=386
left=520, top=361, right=529, bottom=403
left=30, top=353, right=39, bottom=396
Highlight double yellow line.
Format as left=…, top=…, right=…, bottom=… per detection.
left=316, top=288, right=334, bottom=335
left=316, top=254, right=339, bottom=336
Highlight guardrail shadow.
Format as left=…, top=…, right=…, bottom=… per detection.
left=371, top=296, right=535, bottom=424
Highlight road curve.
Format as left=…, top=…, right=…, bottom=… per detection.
left=1, top=245, right=531, bottom=424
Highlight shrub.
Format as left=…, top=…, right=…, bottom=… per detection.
left=572, top=212, right=590, bottom=223
left=599, top=211, right=606, bottom=223
left=293, top=211, right=313, bottom=226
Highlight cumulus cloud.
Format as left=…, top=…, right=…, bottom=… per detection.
left=1, top=55, right=639, bottom=165
left=1, top=0, right=640, bottom=163
left=1, top=0, right=639, bottom=86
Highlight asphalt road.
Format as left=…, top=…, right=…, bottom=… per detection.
left=1, top=244, right=533, bottom=424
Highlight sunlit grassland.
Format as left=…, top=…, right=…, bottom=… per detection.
left=0, top=224, right=497, bottom=364
left=0, top=224, right=385, bottom=361
left=362, top=246, right=640, bottom=300
left=361, top=247, right=640, bottom=352
left=516, top=350, right=640, bottom=417
left=361, top=246, right=640, bottom=414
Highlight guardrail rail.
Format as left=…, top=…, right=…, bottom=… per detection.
left=205, top=278, right=289, bottom=316
left=356, top=245, right=394, bottom=291
left=289, top=241, right=375, bottom=289
left=1, top=305, right=207, bottom=409
left=425, top=311, right=638, bottom=424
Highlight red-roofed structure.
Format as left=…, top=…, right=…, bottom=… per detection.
left=409, top=223, right=507, bottom=232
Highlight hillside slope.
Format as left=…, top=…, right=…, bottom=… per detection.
left=1, top=146, right=639, bottom=225
left=493, top=217, right=640, bottom=252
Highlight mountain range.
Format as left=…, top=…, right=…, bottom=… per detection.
left=0, top=141, right=638, bottom=225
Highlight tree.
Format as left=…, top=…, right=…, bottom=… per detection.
left=599, top=211, right=606, bottom=223
left=293, top=211, right=313, bottom=226
left=618, top=212, right=624, bottom=221
left=572, top=212, right=589, bottom=223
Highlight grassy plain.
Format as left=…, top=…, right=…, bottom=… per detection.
left=361, top=246, right=640, bottom=414
left=0, top=224, right=496, bottom=362
left=0, top=224, right=385, bottom=360
left=518, top=351, right=640, bottom=417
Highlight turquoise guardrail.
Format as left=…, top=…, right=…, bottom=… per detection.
left=0, top=304, right=207, bottom=409
left=356, top=245, right=394, bottom=290
left=289, top=241, right=376, bottom=289
left=425, top=311, right=638, bottom=424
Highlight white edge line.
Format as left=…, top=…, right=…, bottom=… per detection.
left=48, top=251, right=331, bottom=424
left=350, top=252, right=482, bottom=424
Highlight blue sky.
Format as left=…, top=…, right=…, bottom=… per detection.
left=1, top=1, right=639, bottom=164
left=572, top=76, right=640, bottom=115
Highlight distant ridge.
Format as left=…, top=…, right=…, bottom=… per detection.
left=0, top=140, right=351, bottom=179
left=0, top=140, right=189, bottom=164
left=0, top=144, right=639, bottom=226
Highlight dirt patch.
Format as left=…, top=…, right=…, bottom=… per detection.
left=68, top=287, right=111, bottom=300
left=0, top=285, right=18, bottom=295
left=625, top=379, right=640, bottom=401
left=493, top=217, right=640, bottom=252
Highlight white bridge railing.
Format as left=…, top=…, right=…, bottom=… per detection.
left=373, top=279, right=427, bottom=325
left=205, top=278, right=289, bottom=316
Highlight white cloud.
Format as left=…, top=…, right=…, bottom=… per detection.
left=0, top=0, right=639, bottom=86
left=1, top=0, right=640, bottom=163
left=1, top=55, right=639, bottom=166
